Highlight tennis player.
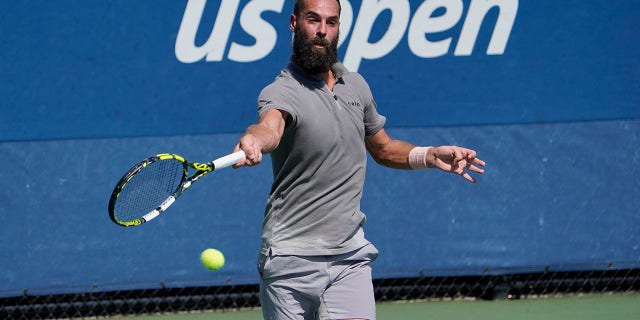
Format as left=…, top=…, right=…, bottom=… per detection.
left=233, top=0, right=485, bottom=319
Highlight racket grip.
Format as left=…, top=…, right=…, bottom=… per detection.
left=212, top=151, right=246, bottom=170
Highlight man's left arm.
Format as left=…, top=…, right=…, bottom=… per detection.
left=364, top=128, right=485, bottom=183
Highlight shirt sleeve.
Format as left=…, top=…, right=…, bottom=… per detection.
left=352, top=73, right=386, bottom=136
left=257, top=81, right=299, bottom=128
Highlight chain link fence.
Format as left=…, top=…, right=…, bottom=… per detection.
left=2, top=269, right=638, bottom=319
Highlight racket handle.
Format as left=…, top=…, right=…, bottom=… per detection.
left=212, top=151, right=246, bottom=170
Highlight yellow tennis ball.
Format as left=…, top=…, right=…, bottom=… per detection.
left=200, top=248, right=225, bottom=270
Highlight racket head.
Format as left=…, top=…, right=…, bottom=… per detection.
left=108, top=154, right=188, bottom=227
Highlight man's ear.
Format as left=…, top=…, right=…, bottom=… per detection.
left=289, top=14, right=296, bottom=32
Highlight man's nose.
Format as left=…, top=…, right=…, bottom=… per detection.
left=316, top=22, right=327, bottom=37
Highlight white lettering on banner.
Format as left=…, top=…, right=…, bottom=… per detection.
left=408, top=0, right=464, bottom=58
left=455, top=0, right=518, bottom=56
left=175, top=0, right=285, bottom=63
left=175, top=0, right=518, bottom=71
left=342, top=0, right=411, bottom=70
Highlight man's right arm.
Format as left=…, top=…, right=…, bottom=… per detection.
left=233, top=108, right=289, bottom=167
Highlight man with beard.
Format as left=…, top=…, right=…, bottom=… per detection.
left=233, top=0, right=485, bottom=319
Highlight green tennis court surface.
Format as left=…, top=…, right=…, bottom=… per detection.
left=120, top=293, right=639, bottom=320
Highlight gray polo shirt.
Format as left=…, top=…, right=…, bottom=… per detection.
left=257, top=62, right=386, bottom=256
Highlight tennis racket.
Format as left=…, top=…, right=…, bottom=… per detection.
left=108, top=151, right=245, bottom=227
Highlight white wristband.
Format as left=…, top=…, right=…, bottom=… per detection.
left=408, top=146, right=432, bottom=169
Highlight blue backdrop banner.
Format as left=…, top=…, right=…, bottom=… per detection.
left=1, top=0, right=637, bottom=141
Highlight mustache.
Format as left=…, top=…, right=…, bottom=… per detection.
left=309, top=37, right=330, bottom=46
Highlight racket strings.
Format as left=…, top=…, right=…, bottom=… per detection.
left=114, top=160, right=185, bottom=223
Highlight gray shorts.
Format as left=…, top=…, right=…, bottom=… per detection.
left=258, top=244, right=379, bottom=320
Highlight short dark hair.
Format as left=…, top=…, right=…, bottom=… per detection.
left=293, top=0, right=341, bottom=17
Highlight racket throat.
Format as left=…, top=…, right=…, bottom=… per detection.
left=141, top=196, right=176, bottom=222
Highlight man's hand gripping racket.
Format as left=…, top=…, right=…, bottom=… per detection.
left=108, top=151, right=245, bottom=227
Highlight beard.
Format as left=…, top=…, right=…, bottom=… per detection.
left=292, top=28, right=339, bottom=74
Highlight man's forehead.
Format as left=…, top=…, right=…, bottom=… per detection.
left=299, top=0, right=340, bottom=16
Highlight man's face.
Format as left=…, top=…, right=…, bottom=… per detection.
left=290, top=0, right=340, bottom=74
